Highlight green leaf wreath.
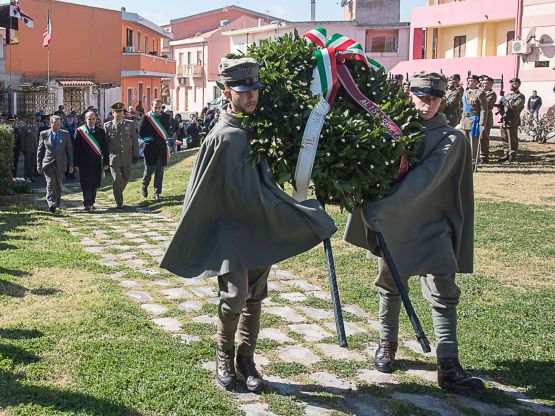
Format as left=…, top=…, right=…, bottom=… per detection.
left=231, top=31, right=424, bottom=212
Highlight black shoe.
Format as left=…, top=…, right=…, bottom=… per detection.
left=216, top=349, right=236, bottom=389
left=84, top=205, right=91, bottom=211
left=236, top=353, right=264, bottom=392
left=48, top=205, right=56, bottom=213
left=498, top=155, right=510, bottom=162
left=116, top=203, right=124, bottom=209
left=374, top=340, right=398, bottom=373
left=141, top=186, right=148, bottom=198
left=154, top=194, right=161, bottom=201
left=478, top=159, right=489, bottom=165
left=91, top=205, right=96, bottom=210
left=438, top=358, right=485, bottom=391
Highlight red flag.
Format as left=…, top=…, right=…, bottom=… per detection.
left=42, top=9, right=51, bottom=47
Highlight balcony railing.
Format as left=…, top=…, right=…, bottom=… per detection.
left=178, top=64, right=203, bottom=77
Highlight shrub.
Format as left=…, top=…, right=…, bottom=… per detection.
left=0, top=124, right=14, bottom=195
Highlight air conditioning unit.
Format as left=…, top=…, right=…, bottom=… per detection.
left=220, top=19, right=229, bottom=28
left=512, top=40, right=531, bottom=55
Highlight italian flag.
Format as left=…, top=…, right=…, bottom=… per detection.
left=42, top=9, right=51, bottom=47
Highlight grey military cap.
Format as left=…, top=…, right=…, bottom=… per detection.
left=409, top=71, right=447, bottom=98
left=218, top=58, right=264, bottom=92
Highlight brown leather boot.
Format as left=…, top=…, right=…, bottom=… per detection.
left=236, top=353, right=264, bottom=392
left=438, top=358, right=485, bottom=390
left=374, top=340, right=398, bottom=373
left=216, top=348, right=236, bottom=389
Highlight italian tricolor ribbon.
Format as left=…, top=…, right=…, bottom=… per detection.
left=146, top=111, right=171, bottom=159
left=77, top=125, right=104, bottom=170
left=293, top=27, right=407, bottom=201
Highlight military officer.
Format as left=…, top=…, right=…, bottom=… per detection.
left=499, top=78, right=525, bottom=162
left=104, top=102, right=139, bottom=209
left=22, top=116, right=39, bottom=180
left=160, top=58, right=336, bottom=392
left=344, top=71, right=484, bottom=391
left=452, top=74, right=464, bottom=124
left=460, top=74, right=487, bottom=164
left=478, top=76, right=497, bottom=164
left=441, top=76, right=462, bottom=128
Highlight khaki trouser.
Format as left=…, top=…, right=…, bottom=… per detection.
left=479, top=126, right=492, bottom=161
left=375, top=258, right=461, bottom=358
left=110, top=164, right=131, bottom=205
left=500, top=125, right=519, bottom=159
left=44, top=164, right=63, bottom=208
left=217, top=267, right=270, bottom=356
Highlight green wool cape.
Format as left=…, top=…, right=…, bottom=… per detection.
left=160, top=107, right=337, bottom=279
left=344, top=113, right=474, bottom=276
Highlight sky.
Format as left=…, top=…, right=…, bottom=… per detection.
left=56, top=0, right=427, bottom=25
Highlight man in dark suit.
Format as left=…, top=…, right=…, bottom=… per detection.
left=74, top=111, right=109, bottom=211
left=37, top=115, right=74, bottom=212
left=139, top=99, right=170, bottom=201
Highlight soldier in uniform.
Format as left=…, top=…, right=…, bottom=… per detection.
left=478, top=76, right=497, bottom=164
left=160, top=58, right=336, bottom=392
left=441, top=76, right=462, bottom=128
left=104, top=102, right=139, bottom=209
left=22, top=116, right=39, bottom=180
left=453, top=74, right=464, bottom=124
left=344, top=71, right=484, bottom=391
left=499, top=78, right=525, bottom=162
left=460, top=74, right=487, bottom=164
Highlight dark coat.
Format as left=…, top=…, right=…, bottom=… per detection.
left=160, top=106, right=337, bottom=279
left=344, top=114, right=474, bottom=276
left=73, top=126, right=109, bottom=190
left=139, top=112, right=170, bottom=166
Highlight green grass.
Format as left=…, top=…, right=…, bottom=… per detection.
left=0, top=196, right=236, bottom=415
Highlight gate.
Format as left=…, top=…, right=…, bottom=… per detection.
left=16, top=88, right=56, bottom=116
left=63, top=87, right=86, bottom=115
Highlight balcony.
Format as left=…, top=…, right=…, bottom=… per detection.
left=122, top=52, right=176, bottom=77
left=411, top=0, right=518, bottom=29
left=178, top=64, right=203, bottom=77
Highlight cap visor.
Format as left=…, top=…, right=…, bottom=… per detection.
left=411, top=87, right=444, bottom=98
left=229, top=82, right=264, bottom=92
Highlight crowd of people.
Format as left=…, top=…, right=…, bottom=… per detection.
left=8, top=99, right=221, bottom=212
left=396, top=72, right=528, bottom=165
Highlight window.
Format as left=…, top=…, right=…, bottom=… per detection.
left=187, top=52, right=192, bottom=65
left=154, top=88, right=158, bottom=99
left=432, top=28, right=438, bottom=59
left=422, top=28, right=427, bottom=59
left=145, top=35, right=148, bottom=53
left=138, top=83, right=143, bottom=106
left=126, top=28, right=133, bottom=48
left=137, top=32, right=141, bottom=52
left=371, top=36, right=397, bottom=53
left=193, top=86, right=197, bottom=102
left=152, top=39, right=156, bottom=54
left=454, top=35, right=466, bottom=58
left=127, top=88, right=133, bottom=107
left=197, top=50, right=202, bottom=65
left=506, top=31, right=515, bottom=56
left=178, top=53, right=184, bottom=66
left=146, top=87, right=151, bottom=109
left=213, top=86, right=221, bottom=99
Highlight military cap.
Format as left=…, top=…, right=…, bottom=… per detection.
left=510, top=77, right=521, bottom=83
left=452, top=74, right=461, bottom=80
left=111, top=102, right=125, bottom=111
left=448, top=75, right=457, bottom=81
left=467, top=74, right=480, bottom=81
left=479, top=75, right=487, bottom=81
left=218, top=58, right=264, bottom=92
left=409, top=71, right=447, bottom=98
left=482, top=76, right=494, bottom=83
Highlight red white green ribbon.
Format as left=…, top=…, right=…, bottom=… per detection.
left=77, top=125, right=104, bottom=169
left=303, top=27, right=327, bottom=48
left=146, top=111, right=170, bottom=159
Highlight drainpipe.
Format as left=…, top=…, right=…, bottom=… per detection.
left=515, top=0, right=523, bottom=78
left=202, top=41, right=206, bottom=109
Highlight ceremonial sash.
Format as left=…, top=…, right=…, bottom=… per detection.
left=462, top=92, right=480, bottom=137
left=77, top=125, right=104, bottom=170
left=146, top=111, right=170, bottom=159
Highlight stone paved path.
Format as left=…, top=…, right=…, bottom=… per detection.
left=35, top=182, right=555, bottom=416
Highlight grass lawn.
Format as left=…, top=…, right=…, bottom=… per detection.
left=1, top=139, right=554, bottom=414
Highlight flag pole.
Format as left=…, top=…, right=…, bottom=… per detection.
left=47, top=9, right=50, bottom=111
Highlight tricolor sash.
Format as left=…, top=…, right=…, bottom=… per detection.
left=146, top=111, right=170, bottom=159
left=77, top=125, right=104, bottom=170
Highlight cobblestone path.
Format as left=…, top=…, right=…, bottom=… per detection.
left=36, top=182, right=555, bottom=416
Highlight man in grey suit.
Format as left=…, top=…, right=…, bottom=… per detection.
left=37, top=115, right=74, bottom=213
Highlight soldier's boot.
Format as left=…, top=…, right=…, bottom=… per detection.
left=498, top=154, right=510, bottom=162
left=141, top=185, right=148, bottom=198
left=374, top=340, right=398, bottom=373
left=437, top=358, right=485, bottom=391
left=216, top=303, right=240, bottom=389
left=236, top=303, right=264, bottom=392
